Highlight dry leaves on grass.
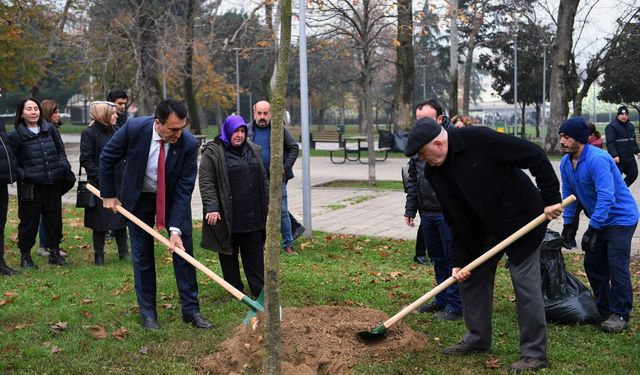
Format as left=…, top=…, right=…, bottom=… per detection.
left=50, top=322, right=69, bottom=336
left=112, top=327, right=130, bottom=340
left=87, top=325, right=108, bottom=339
left=0, top=292, right=17, bottom=307
left=6, top=323, right=33, bottom=331
left=51, top=346, right=62, bottom=354
left=486, top=357, right=502, bottom=369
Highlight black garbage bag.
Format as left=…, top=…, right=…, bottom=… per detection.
left=539, top=230, right=600, bottom=325
left=392, top=131, right=409, bottom=153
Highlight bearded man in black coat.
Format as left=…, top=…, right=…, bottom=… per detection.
left=405, top=118, right=563, bottom=373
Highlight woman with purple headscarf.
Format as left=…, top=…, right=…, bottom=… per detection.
left=198, top=115, right=269, bottom=297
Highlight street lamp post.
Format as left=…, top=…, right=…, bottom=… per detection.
left=513, top=32, right=518, bottom=132
left=235, top=49, right=240, bottom=113
left=542, top=44, right=547, bottom=133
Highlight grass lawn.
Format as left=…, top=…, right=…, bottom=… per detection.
left=1, top=198, right=639, bottom=374
left=315, top=179, right=404, bottom=190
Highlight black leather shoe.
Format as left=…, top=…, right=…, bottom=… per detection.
left=94, top=254, right=105, bottom=266
left=48, top=249, right=67, bottom=266
left=0, top=263, right=20, bottom=276
left=142, top=316, right=160, bottom=331
left=20, top=254, right=35, bottom=268
left=183, top=313, right=214, bottom=329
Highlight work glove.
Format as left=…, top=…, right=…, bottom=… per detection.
left=581, top=226, right=598, bottom=252
left=561, top=224, right=577, bottom=249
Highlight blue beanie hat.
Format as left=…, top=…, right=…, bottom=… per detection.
left=559, top=117, right=589, bottom=144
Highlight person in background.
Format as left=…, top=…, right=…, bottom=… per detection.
left=605, top=106, right=639, bottom=186
left=559, top=117, right=638, bottom=333
left=246, top=100, right=299, bottom=254
left=9, top=98, right=70, bottom=268
left=405, top=117, right=563, bottom=372
left=36, top=99, right=67, bottom=257
left=199, top=115, right=268, bottom=298
left=107, top=89, right=129, bottom=127
left=80, top=101, right=129, bottom=265
left=562, top=122, right=605, bottom=248
left=451, top=114, right=473, bottom=128
left=0, top=118, right=19, bottom=276
left=587, top=122, right=603, bottom=149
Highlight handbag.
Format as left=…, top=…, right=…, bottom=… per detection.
left=75, top=166, right=96, bottom=208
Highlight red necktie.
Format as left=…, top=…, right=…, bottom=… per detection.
left=156, top=139, right=166, bottom=231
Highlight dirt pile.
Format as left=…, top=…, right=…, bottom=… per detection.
left=197, top=306, right=428, bottom=375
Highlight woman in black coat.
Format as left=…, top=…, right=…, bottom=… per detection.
left=8, top=98, right=71, bottom=268
left=0, top=118, right=18, bottom=275
left=80, top=101, right=128, bottom=265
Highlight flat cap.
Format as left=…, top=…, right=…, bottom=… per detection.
left=405, top=117, right=442, bottom=157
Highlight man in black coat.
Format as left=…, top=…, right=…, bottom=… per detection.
left=405, top=118, right=563, bottom=373
left=605, top=105, right=639, bottom=186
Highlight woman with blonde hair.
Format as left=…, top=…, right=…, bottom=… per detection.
left=41, top=100, right=62, bottom=128
left=80, top=101, right=128, bottom=265
left=451, top=114, right=473, bottom=128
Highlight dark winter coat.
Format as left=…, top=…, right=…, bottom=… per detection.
left=0, top=120, right=17, bottom=184
left=8, top=120, right=71, bottom=185
left=198, top=136, right=268, bottom=254
left=605, top=118, right=640, bottom=162
left=404, top=156, right=442, bottom=217
left=424, top=126, right=561, bottom=268
left=80, top=122, right=126, bottom=231
left=247, top=121, right=299, bottom=181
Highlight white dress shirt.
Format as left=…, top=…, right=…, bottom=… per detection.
left=142, top=126, right=169, bottom=193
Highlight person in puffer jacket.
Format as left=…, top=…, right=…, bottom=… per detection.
left=8, top=98, right=71, bottom=268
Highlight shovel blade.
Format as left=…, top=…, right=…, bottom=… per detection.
left=357, top=323, right=387, bottom=342
left=241, top=290, right=265, bottom=326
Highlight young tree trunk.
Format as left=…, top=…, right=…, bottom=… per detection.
left=393, top=0, right=414, bottom=131
left=520, top=104, right=526, bottom=138
left=461, top=6, right=483, bottom=115
left=183, top=0, right=202, bottom=134
left=448, top=0, right=459, bottom=117
left=545, top=0, right=580, bottom=153
left=135, top=0, right=162, bottom=115
left=262, top=0, right=291, bottom=373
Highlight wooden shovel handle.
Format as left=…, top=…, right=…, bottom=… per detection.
left=384, top=194, right=576, bottom=329
left=85, top=183, right=246, bottom=301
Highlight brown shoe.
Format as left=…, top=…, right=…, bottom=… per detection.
left=443, top=341, right=491, bottom=356
left=283, top=246, right=298, bottom=255
left=510, top=356, right=548, bottom=372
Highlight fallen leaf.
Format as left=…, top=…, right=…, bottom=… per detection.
left=344, top=299, right=354, bottom=305
left=3, top=292, right=16, bottom=297
left=139, top=346, right=149, bottom=355
left=51, top=346, right=62, bottom=354
left=81, top=310, right=93, bottom=318
left=162, top=304, right=176, bottom=310
left=81, top=299, right=93, bottom=305
left=51, top=295, right=60, bottom=301
left=111, top=327, right=129, bottom=340
left=353, top=276, right=360, bottom=284
left=88, top=325, right=107, bottom=339
left=389, top=271, right=403, bottom=279
left=485, top=357, right=502, bottom=369
left=7, top=323, right=32, bottom=331
left=50, top=322, right=68, bottom=335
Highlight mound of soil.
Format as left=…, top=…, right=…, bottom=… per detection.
left=197, top=306, right=428, bottom=375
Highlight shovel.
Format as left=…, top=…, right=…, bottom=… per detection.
left=358, top=194, right=576, bottom=342
left=85, top=184, right=264, bottom=325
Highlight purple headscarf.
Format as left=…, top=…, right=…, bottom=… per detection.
left=220, top=115, right=247, bottom=145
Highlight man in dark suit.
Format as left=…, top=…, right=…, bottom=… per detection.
left=405, top=118, right=563, bottom=373
left=100, top=99, right=212, bottom=330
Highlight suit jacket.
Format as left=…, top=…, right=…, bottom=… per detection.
left=99, top=116, right=198, bottom=235
left=425, top=126, right=561, bottom=267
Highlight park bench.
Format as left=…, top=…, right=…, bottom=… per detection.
left=310, top=131, right=357, bottom=164
left=287, top=127, right=302, bottom=142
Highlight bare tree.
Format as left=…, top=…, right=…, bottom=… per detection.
left=262, top=1, right=290, bottom=373
left=545, top=0, right=580, bottom=153
left=448, top=0, right=459, bottom=117
left=393, top=0, right=414, bottom=131
left=309, top=0, right=395, bottom=185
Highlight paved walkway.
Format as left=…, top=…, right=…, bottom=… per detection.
left=31, top=135, right=639, bottom=256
